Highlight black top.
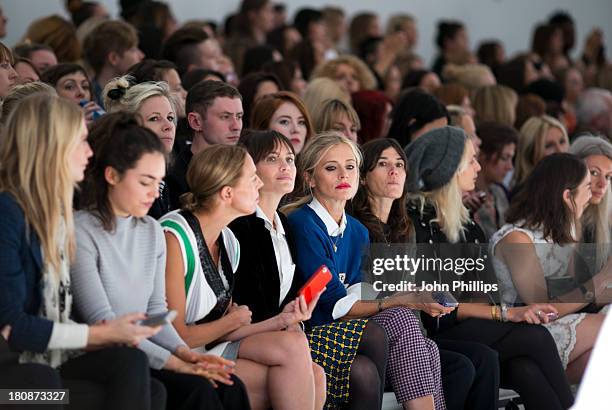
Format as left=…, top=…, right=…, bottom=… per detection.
left=148, top=181, right=171, bottom=220
left=229, top=212, right=303, bottom=323
left=408, top=202, right=494, bottom=334
left=166, top=145, right=193, bottom=211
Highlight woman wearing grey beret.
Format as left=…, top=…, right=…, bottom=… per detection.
left=405, top=126, right=574, bottom=410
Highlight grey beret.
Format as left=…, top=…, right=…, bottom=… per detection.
left=404, top=126, right=467, bottom=192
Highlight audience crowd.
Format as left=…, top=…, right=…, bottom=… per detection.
left=1, top=1, right=612, bottom=409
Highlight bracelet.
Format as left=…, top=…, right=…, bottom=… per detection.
left=378, top=299, right=384, bottom=312
left=500, top=304, right=508, bottom=322
left=491, top=305, right=496, bottom=321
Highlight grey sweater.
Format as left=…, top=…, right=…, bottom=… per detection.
left=71, top=210, right=184, bottom=369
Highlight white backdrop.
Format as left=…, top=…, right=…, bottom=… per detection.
left=3, top=0, right=611, bottom=65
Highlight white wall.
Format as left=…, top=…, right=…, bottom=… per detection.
left=3, top=0, right=611, bottom=65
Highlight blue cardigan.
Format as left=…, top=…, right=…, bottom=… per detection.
left=0, top=193, right=53, bottom=353
left=287, top=205, right=369, bottom=326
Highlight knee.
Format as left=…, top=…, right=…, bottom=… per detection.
left=350, top=356, right=381, bottom=390
left=276, top=331, right=311, bottom=362
left=379, top=307, right=421, bottom=335
left=514, top=324, right=556, bottom=351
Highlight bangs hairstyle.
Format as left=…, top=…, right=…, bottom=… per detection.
left=506, top=153, right=587, bottom=244
left=411, top=141, right=471, bottom=243
left=0, top=94, right=84, bottom=273
left=181, top=144, right=249, bottom=212
left=239, top=129, right=295, bottom=164
left=39, top=63, right=90, bottom=88
left=351, top=138, right=412, bottom=242
left=282, top=131, right=362, bottom=214
left=80, top=112, right=167, bottom=232
left=250, top=91, right=314, bottom=142
left=312, top=98, right=361, bottom=135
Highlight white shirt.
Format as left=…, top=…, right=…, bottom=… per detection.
left=307, top=197, right=347, bottom=237
left=308, top=197, right=360, bottom=319
left=255, top=207, right=295, bottom=306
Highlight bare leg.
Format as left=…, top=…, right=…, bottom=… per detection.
left=233, top=358, right=269, bottom=410
left=566, top=313, right=605, bottom=383
left=403, top=395, right=435, bottom=410
left=312, top=363, right=327, bottom=409
left=238, top=330, right=316, bottom=410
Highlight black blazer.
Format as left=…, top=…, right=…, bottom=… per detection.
left=230, top=212, right=303, bottom=323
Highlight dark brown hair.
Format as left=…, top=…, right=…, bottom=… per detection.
left=506, top=152, right=587, bottom=244
left=128, top=59, right=177, bottom=84
left=351, top=138, right=412, bottom=243
left=186, top=80, right=241, bottom=118
left=239, top=129, right=295, bottom=164
left=83, top=20, right=139, bottom=73
left=161, top=27, right=209, bottom=76
left=40, top=62, right=90, bottom=89
left=80, top=112, right=166, bottom=231
left=477, top=122, right=519, bottom=160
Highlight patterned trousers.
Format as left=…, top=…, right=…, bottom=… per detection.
left=372, top=307, right=446, bottom=409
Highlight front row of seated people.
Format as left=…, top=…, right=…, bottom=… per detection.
left=1, top=94, right=610, bottom=409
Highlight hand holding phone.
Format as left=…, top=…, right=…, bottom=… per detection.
left=298, top=265, right=332, bottom=305
left=139, top=310, right=177, bottom=327
left=431, top=291, right=459, bottom=307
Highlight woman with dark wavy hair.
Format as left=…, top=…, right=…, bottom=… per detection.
left=351, top=138, right=499, bottom=410
left=491, top=152, right=607, bottom=384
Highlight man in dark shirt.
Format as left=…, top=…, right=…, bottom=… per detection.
left=166, top=80, right=243, bottom=209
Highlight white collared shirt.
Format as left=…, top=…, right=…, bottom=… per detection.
left=307, top=197, right=361, bottom=319
left=307, top=197, right=347, bottom=237
left=255, top=207, right=295, bottom=306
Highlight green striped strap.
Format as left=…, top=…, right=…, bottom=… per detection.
left=161, top=220, right=196, bottom=297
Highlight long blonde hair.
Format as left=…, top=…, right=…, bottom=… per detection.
left=0, top=94, right=84, bottom=272
left=569, top=135, right=612, bottom=270
left=282, top=132, right=362, bottom=214
left=411, top=142, right=471, bottom=243
left=514, top=115, right=568, bottom=188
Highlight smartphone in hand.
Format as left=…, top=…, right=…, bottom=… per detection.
left=298, top=265, right=332, bottom=305
left=431, top=291, right=459, bottom=307
left=139, top=311, right=177, bottom=327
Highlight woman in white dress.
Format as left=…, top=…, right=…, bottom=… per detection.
left=491, top=152, right=610, bottom=383
left=161, top=144, right=326, bottom=410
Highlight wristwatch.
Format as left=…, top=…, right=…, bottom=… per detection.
left=579, top=284, right=595, bottom=303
